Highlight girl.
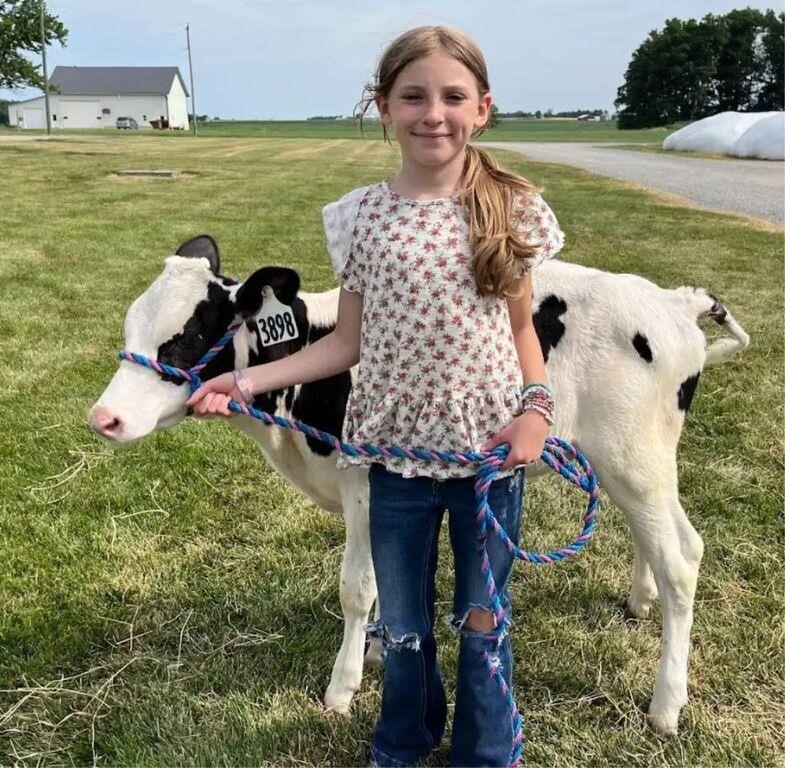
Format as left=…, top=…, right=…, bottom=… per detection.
left=186, top=25, right=563, bottom=767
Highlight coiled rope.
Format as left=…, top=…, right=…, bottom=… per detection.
left=119, top=323, right=600, bottom=766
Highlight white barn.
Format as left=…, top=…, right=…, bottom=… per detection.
left=9, top=66, right=190, bottom=130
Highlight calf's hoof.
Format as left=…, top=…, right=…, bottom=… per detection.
left=646, top=705, right=680, bottom=738
left=624, top=596, right=652, bottom=621
left=324, top=684, right=354, bottom=716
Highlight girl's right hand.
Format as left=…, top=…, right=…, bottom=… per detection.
left=185, top=372, right=244, bottom=417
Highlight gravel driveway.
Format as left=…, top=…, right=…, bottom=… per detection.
left=478, top=141, right=784, bottom=225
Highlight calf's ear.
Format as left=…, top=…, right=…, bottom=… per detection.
left=175, top=235, right=220, bottom=274
left=235, top=267, right=301, bottom=317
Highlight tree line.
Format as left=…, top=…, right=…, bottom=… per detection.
left=615, top=8, right=784, bottom=129
left=495, top=109, right=607, bottom=119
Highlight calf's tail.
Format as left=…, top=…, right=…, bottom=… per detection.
left=677, top=286, right=750, bottom=367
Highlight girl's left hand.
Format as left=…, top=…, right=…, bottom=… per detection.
left=480, top=411, right=550, bottom=471
left=185, top=371, right=244, bottom=417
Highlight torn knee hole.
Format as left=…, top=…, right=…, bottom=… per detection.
left=447, top=606, right=503, bottom=636
left=363, top=620, right=422, bottom=653
left=463, top=608, right=496, bottom=632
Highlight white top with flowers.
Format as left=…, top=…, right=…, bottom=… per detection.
left=322, top=179, right=564, bottom=479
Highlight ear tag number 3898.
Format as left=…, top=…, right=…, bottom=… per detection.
left=256, top=286, right=299, bottom=347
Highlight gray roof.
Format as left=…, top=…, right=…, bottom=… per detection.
left=50, top=66, right=189, bottom=96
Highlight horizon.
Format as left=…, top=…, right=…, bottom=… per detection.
left=1, top=1, right=777, bottom=119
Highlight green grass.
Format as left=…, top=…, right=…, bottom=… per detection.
left=0, top=135, right=782, bottom=766
left=0, top=117, right=678, bottom=143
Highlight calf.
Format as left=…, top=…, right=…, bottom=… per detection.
left=91, top=235, right=749, bottom=736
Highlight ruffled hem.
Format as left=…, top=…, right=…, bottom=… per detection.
left=337, top=385, right=524, bottom=479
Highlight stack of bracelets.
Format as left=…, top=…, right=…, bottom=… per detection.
left=521, top=382, right=555, bottom=425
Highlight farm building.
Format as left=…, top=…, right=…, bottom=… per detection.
left=8, top=66, right=190, bottom=130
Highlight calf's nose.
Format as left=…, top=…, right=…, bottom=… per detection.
left=89, top=406, right=125, bottom=440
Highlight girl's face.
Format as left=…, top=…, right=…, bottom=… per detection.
left=377, top=52, right=492, bottom=171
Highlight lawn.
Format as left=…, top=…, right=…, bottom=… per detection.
left=0, top=116, right=678, bottom=143
left=0, top=135, right=782, bottom=766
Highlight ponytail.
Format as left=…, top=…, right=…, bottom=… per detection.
left=462, top=145, right=541, bottom=298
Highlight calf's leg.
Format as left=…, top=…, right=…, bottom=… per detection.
left=589, top=446, right=702, bottom=737
left=364, top=599, right=384, bottom=668
left=645, top=498, right=703, bottom=736
left=627, top=544, right=658, bottom=619
left=324, top=477, right=377, bottom=713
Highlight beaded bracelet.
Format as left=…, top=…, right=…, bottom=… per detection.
left=523, top=403, right=555, bottom=426
left=521, top=382, right=553, bottom=398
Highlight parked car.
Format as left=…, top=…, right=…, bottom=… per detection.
left=116, top=116, right=139, bottom=129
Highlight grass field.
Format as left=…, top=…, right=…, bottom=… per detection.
left=0, top=117, right=678, bottom=143
left=0, top=135, right=782, bottom=766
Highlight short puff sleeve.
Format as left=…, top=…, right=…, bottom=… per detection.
left=512, top=192, right=565, bottom=273
left=322, top=185, right=372, bottom=294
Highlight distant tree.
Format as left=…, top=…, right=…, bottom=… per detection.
left=487, top=103, right=500, bottom=128
left=494, top=108, right=607, bottom=119
left=0, top=98, right=12, bottom=124
left=756, top=10, right=784, bottom=109
left=714, top=8, right=784, bottom=112
left=615, top=9, right=784, bottom=128
left=554, top=108, right=605, bottom=118
left=0, top=0, right=68, bottom=89
left=615, top=16, right=722, bottom=128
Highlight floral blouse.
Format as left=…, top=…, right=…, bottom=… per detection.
left=322, top=179, right=564, bottom=479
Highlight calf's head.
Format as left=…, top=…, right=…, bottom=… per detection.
left=90, top=235, right=299, bottom=442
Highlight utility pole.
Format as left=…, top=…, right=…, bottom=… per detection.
left=186, top=23, right=197, bottom=136
left=40, top=0, right=51, bottom=134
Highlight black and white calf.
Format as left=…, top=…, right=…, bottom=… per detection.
left=91, top=235, right=749, bottom=736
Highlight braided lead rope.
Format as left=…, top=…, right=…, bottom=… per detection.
left=118, top=331, right=601, bottom=767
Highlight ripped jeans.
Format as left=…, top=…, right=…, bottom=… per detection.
left=367, top=461, right=525, bottom=768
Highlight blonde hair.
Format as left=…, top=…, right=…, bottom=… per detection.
left=357, top=25, right=541, bottom=298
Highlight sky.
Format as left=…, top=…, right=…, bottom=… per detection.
left=2, top=1, right=778, bottom=118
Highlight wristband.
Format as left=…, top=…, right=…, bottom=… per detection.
left=521, top=382, right=552, bottom=398
left=232, top=369, right=254, bottom=404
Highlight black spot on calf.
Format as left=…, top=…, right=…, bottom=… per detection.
left=292, top=326, right=352, bottom=457
left=533, top=294, right=567, bottom=363
left=156, top=261, right=351, bottom=458
left=677, top=372, right=701, bottom=412
left=633, top=333, right=653, bottom=363
left=157, top=281, right=236, bottom=384
left=248, top=297, right=351, bottom=457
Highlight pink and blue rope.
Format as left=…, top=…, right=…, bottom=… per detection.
left=118, top=325, right=600, bottom=767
